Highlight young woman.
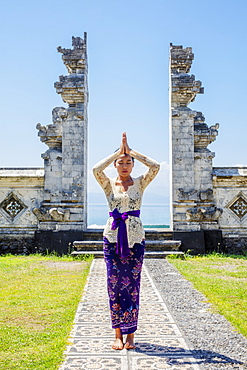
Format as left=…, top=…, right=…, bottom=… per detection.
left=92, top=132, right=160, bottom=350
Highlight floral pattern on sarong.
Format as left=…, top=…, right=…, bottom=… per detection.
left=103, top=238, right=145, bottom=334
left=132, top=259, right=143, bottom=280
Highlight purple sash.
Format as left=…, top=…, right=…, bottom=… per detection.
left=109, top=208, right=140, bottom=258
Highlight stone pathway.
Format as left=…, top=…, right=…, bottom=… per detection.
left=59, top=259, right=202, bottom=370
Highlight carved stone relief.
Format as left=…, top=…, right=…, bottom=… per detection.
left=194, top=111, right=219, bottom=151
left=226, top=192, right=247, bottom=222
left=186, top=206, right=223, bottom=221
left=33, top=207, right=70, bottom=222
left=178, top=188, right=213, bottom=202
left=178, top=188, right=197, bottom=201
left=36, top=107, right=66, bottom=149
left=0, top=192, right=27, bottom=222
left=199, top=189, right=213, bottom=201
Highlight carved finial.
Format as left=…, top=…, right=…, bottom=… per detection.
left=170, top=44, right=194, bottom=74
left=193, top=111, right=219, bottom=150
left=72, top=36, right=85, bottom=49
left=57, top=34, right=87, bottom=74
left=170, top=44, right=204, bottom=107
left=36, top=107, right=66, bottom=148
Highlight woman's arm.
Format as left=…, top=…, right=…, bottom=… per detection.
left=92, top=133, right=127, bottom=191
left=92, top=132, right=160, bottom=192
left=130, top=149, right=160, bottom=190
left=92, top=149, right=121, bottom=193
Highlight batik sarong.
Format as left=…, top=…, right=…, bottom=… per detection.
left=103, top=237, right=145, bottom=334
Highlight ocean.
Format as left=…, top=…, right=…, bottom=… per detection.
left=87, top=204, right=170, bottom=228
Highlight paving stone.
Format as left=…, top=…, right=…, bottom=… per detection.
left=60, top=356, right=128, bottom=370
left=130, top=356, right=200, bottom=369
left=72, top=324, right=113, bottom=337
left=58, top=259, right=201, bottom=370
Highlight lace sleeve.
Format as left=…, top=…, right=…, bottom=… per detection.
left=130, top=149, right=160, bottom=190
left=92, top=149, right=121, bottom=195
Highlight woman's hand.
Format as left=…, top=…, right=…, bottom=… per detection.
left=120, top=132, right=131, bottom=155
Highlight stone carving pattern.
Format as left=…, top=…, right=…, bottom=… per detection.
left=186, top=206, right=222, bottom=221
left=32, top=207, right=70, bottom=222
left=178, top=188, right=213, bottom=202
left=178, top=188, right=197, bottom=201
left=5, top=200, right=23, bottom=217
left=199, top=188, right=214, bottom=201
left=0, top=193, right=27, bottom=221
left=229, top=196, right=247, bottom=220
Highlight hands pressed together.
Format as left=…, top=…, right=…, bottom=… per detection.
left=120, top=132, right=131, bottom=155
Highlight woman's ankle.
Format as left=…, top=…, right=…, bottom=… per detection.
left=115, top=328, right=123, bottom=339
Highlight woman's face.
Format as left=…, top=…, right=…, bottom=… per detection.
left=114, top=154, right=134, bottom=178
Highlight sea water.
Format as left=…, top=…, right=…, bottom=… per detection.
left=88, top=204, right=170, bottom=228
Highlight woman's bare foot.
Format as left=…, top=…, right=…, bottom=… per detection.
left=112, top=329, right=124, bottom=350
left=124, top=333, right=136, bottom=349
left=112, top=338, right=124, bottom=350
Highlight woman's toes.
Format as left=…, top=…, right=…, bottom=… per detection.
left=112, top=338, right=123, bottom=350
left=124, top=337, right=136, bottom=349
left=124, top=342, right=136, bottom=349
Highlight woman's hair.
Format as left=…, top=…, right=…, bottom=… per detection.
left=114, top=149, right=134, bottom=163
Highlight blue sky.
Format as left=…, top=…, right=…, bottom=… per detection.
left=0, top=0, right=246, bottom=202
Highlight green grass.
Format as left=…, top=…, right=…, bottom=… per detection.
left=168, top=253, right=247, bottom=338
left=0, top=254, right=93, bottom=370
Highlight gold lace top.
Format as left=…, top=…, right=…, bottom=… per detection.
left=92, top=149, right=160, bottom=247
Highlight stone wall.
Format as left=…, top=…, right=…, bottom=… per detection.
left=213, top=167, right=247, bottom=253
left=0, top=168, right=44, bottom=254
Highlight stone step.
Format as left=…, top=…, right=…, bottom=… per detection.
left=82, top=229, right=174, bottom=241
left=71, top=250, right=185, bottom=259
left=72, top=240, right=181, bottom=252
left=144, top=231, right=173, bottom=240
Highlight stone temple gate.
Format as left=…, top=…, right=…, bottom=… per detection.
left=0, top=36, right=247, bottom=255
